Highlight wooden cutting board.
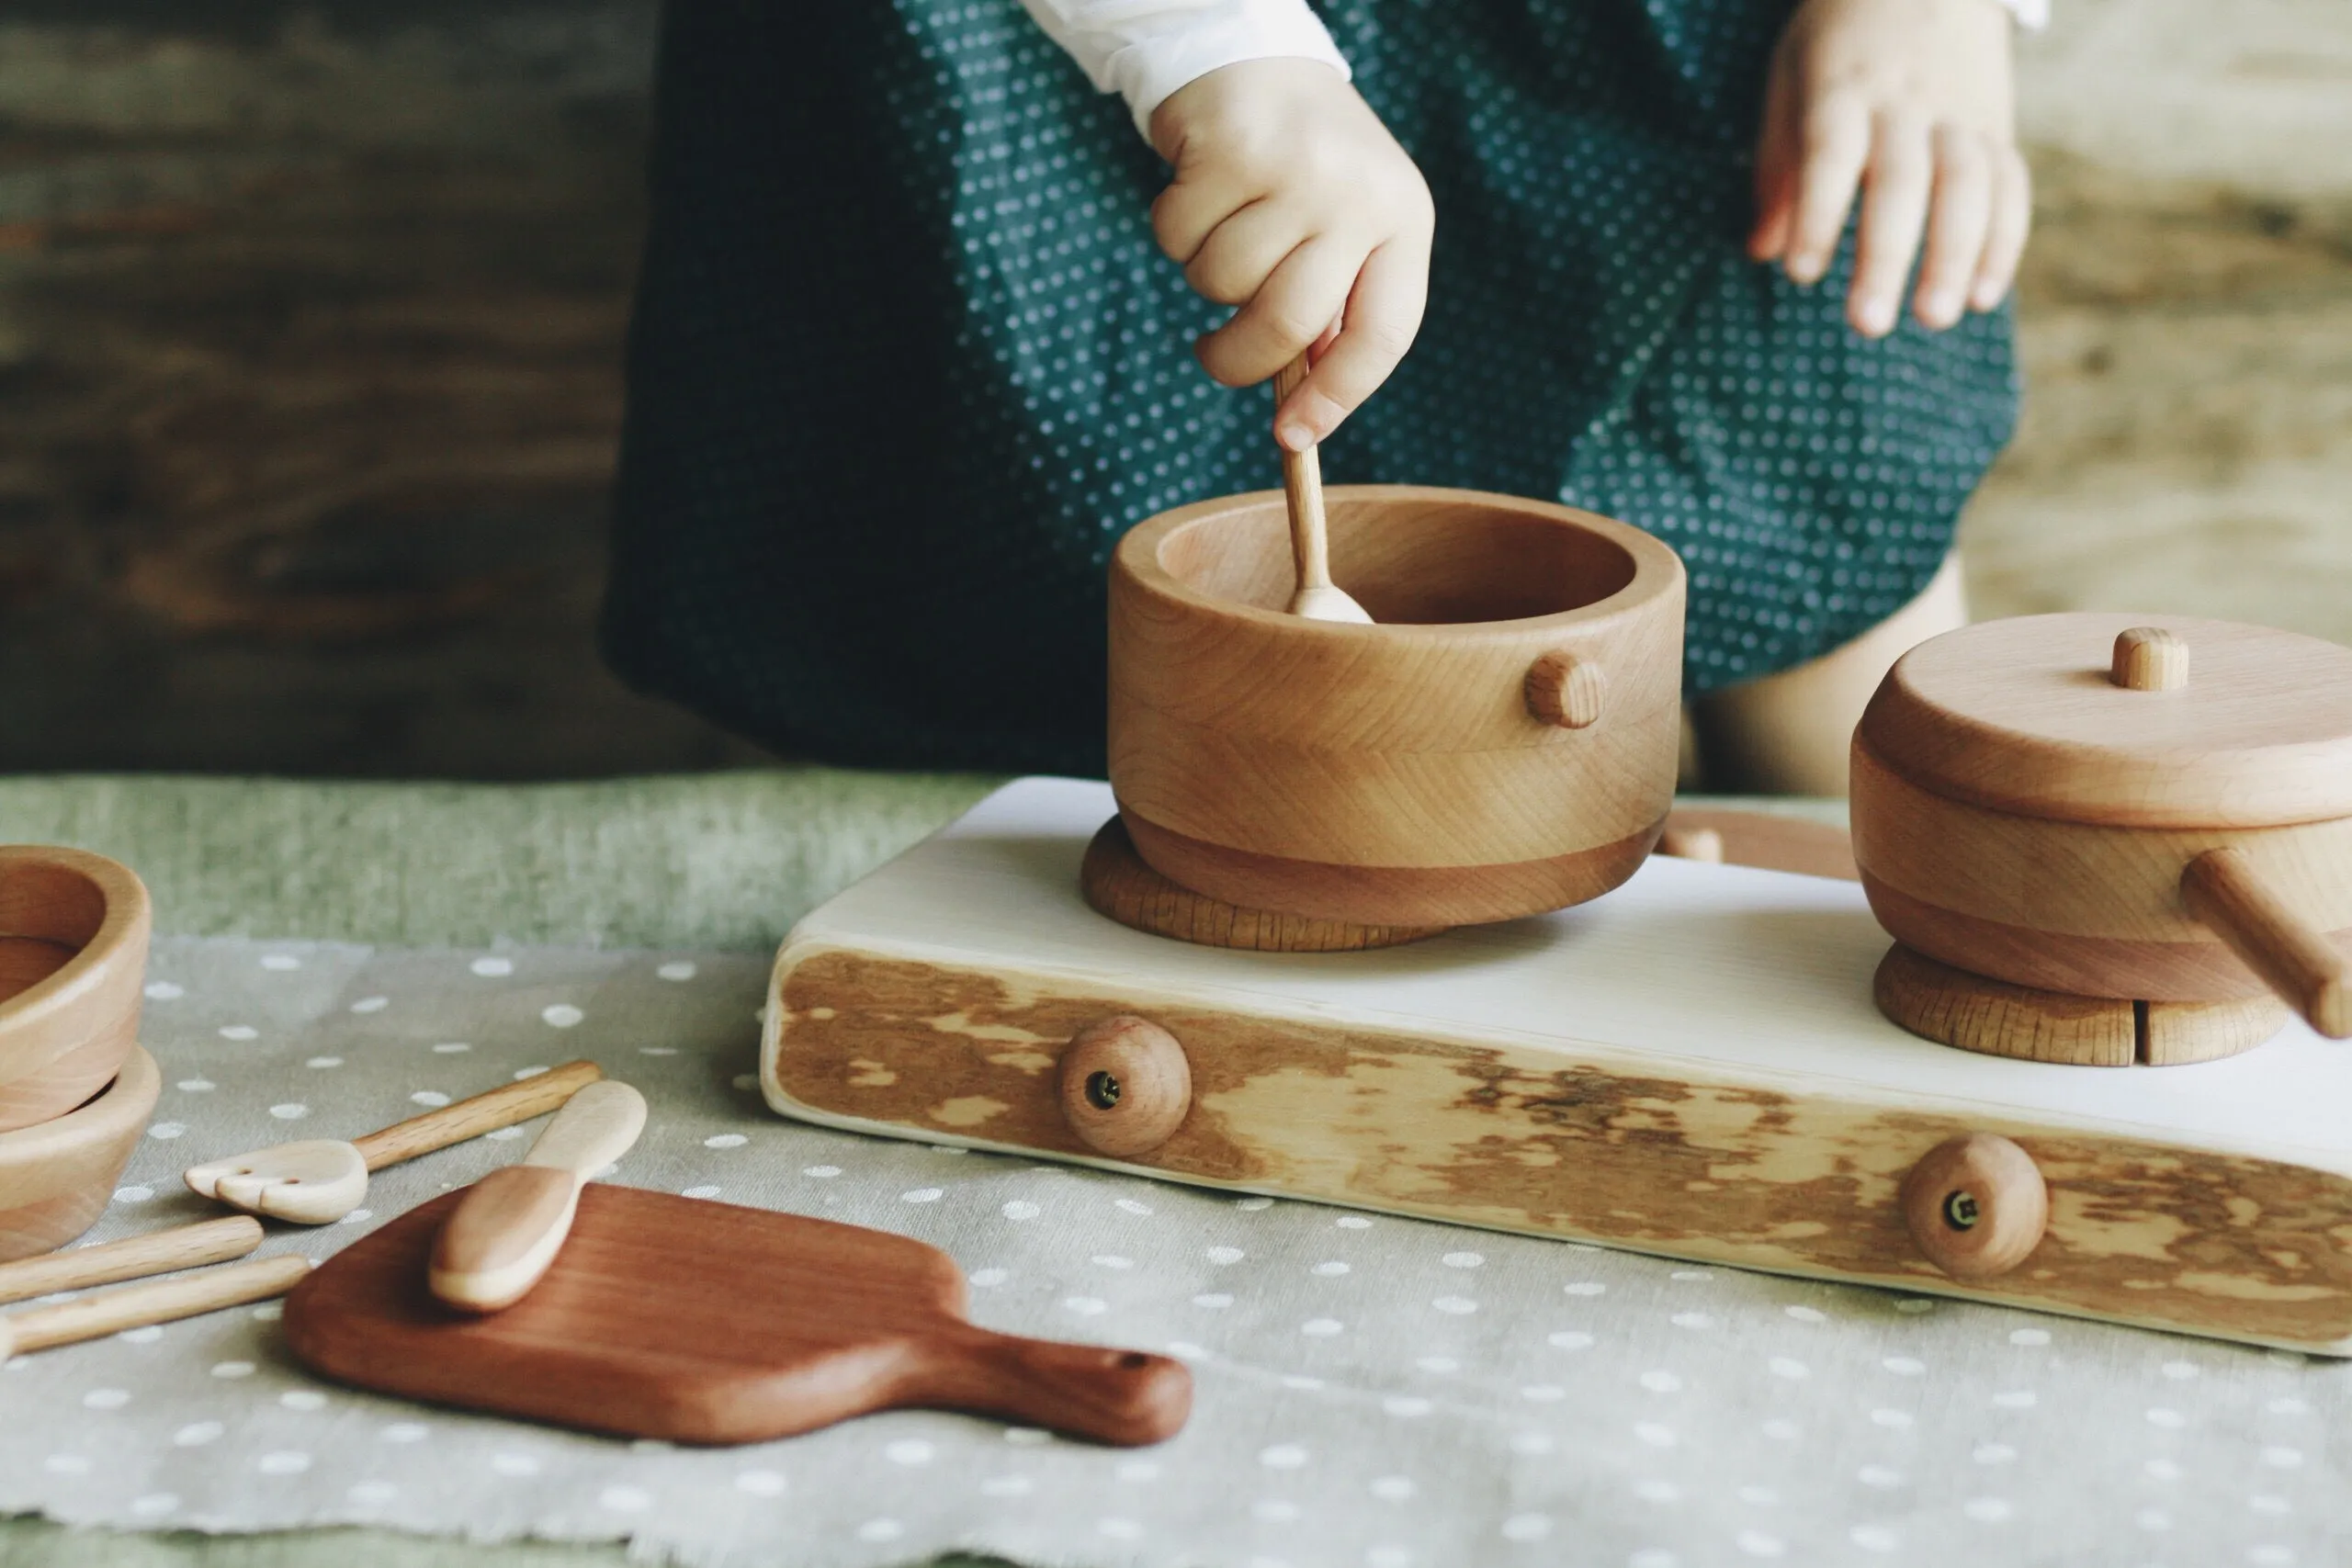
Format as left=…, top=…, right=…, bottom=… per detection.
left=282, top=1184, right=1191, bottom=1446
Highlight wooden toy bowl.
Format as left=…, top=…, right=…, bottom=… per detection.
left=0, top=846, right=153, bottom=1132
left=0, top=1045, right=160, bottom=1259
left=1107, top=484, right=1686, bottom=927
left=1853, top=613, right=2352, bottom=1064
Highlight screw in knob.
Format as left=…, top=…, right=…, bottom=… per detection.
left=1900, top=1133, right=2049, bottom=1281
left=1057, top=1015, right=1192, bottom=1159
left=2111, top=626, right=2189, bottom=692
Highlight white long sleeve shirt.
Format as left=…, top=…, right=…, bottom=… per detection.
left=1015, top=0, right=2044, bottom=142
left=1014, top=0, right=1353, bottom=138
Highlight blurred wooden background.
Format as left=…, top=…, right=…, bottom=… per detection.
left=0, top=0, right=2346, bottom=775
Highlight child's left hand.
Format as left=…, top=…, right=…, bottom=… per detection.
left=1748, top=0, right=2029, bottom=338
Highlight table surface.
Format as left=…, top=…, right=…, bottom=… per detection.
left=0, top=770, right=1838, bottom=1568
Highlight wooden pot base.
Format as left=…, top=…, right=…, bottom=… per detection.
left=1874, top=944, right=2289, bottom=1067
left=1080, top=818, right=1450, bottom=952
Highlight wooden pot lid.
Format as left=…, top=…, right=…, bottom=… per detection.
left=1859, top=613, right=2352, bottom=829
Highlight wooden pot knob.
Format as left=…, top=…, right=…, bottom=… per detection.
left=2111, top=626, right=2188, bottom=692
left=1900, top=1134, right=2048, bottom=1281
left=1057, top=1016, right=1192, bottom=1159
left=1523, top=650, right=1605, bottom=729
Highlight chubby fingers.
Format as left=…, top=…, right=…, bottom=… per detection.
left=1911, top=123, right=1992, bottom=330
left=1782, top=87, right=1871, bottom=287
left=1747, top=46, right=1802, bottom=264
left=1194, top=235, right=1358, bottom=394
left=1971, top=142, right=2032, bottom=311
left=1272, top=239, right=1430, bottom=449
left=1849, top=107, right=1934, bottom=337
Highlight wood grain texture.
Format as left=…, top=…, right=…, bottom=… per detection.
left=1873, top=944, right=2287, bottom=1067
left=0, top=847, right=152, bottom=1131
left=1858, top=613, right=2352, bottom=829
left=1851, top=733, right=2352, bottom=1002
left=1122, top=811, right=1665, bottom=929
left=288, top=1186, right=1193, bottom=1446
left=1269, top=354, right=1371, bottom=625
left=1874, top=942, right=2139, bottom=1066
left=0, top=1254, right=311, bottom=1358
left=2183, top=847, right=2352, bottom=1037
left=767, top=945, right=2352, bottom=1350
left=1079, top=816, right=1448, bottom=951
left=1523, top=649, right=1605, bottom=729
left=2143, top=990, right=2292, bottom=1066
left=428, top=1078, right=646, bottom=1312
left=1901, top=1134, right=2050, bottom=1280
left=2111, top=626, right=2189, bottom=692
left=1056, top=1017, right=1191, bottom=1159
left=352, top=1059, right=604, bottom=1169
left=0, top=1215, right=262, bottom=1306
left=0, top=1047, right=159, bottom=1235
left=1107, top=485, right=1683, bottom=923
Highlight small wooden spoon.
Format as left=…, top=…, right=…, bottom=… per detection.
left=428, top=1079, right=648, bottom=1314
left=1272, top=354, right=1372, bottom=625
left=185, top=1060, right=603, bottom=1225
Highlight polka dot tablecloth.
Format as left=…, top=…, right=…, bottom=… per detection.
left=6, top=937, right=2346, bottom=1568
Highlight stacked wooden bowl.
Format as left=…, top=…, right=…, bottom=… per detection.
left=0, top=847, right=156, bottom=1258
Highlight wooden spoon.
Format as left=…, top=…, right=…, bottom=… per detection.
left=185, top=1059, right=603, bottom=1224
left=0, top=1253, right=311, bottom=1359
left=1272, top=353, right=1372, bottom=625
left=428, top=1079, right=648, bottom=1313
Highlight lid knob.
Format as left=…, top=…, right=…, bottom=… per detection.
left=2111, top=626, right=2189, bottom=692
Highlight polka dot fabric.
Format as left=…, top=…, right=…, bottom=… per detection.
left=602, top=0, right=2016, bottom=774
left=7, top=936, right=2347, bottom=1568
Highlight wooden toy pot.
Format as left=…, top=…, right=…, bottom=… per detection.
left=1107, top=485, right=1686, bottom=927
left=0, top=1047, right=160, bottom=1259
left=0, top=847, right=153, bottom=1132
left=1852, top=613, right=2352, bottom=1061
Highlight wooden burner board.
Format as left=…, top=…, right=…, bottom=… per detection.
left=762, top=779, right=2352, bottom=1353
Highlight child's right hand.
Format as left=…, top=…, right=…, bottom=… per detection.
left=1148, top=60, right=1433, bottom=452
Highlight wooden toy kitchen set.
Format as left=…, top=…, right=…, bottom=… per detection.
left=762, top=471, right=2352, bottom=1355
left=4, top=449, right=2351, bottom=1441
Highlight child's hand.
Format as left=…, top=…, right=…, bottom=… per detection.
left=1148, top=60, right=1433, bottom=451
left=1748, top=0, right=2029, bottom=337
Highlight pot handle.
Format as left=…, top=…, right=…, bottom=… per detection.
left=2180, top=848, right=2351, bottom=1038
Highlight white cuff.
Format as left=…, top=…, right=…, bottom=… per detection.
left=1991, top=0, right=2049, bottom=28
left=1018, top=0, right=1353, bottom=140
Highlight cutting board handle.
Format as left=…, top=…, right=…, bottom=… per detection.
left=912, top=1329, right=1193, bottom=1447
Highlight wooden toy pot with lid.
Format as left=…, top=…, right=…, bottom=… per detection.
left=1852, top=612, right=2352, bottom=1056
left=1106, top=484, right=1685, bottom=929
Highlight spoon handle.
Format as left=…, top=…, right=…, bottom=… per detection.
left=0, top=1254, right=311, bottom=1359
left=1272, top=354, right=1335, bottom=597
left=428, top=1081, right=648, bottom=1314
left=0, top=1215, right=262, bottom=1306
left=2181, top=848, right=2351, bottom=1038
left=351, top=1058, right=603, bottom=1171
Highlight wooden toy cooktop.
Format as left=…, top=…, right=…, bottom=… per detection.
left=762, top=778, right=2352, bottom=1353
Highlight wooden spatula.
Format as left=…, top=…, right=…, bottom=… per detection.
left=1272, top=353, right=1372, bottom=625
left=185, top=1059, right=603, bottom=1224
left=285, top=1185, right=1193, bottom=1446
left=429, top=1079, right=646, bottom=1312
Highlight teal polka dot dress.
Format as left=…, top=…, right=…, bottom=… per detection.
left=604, top=0, right=2018, bottom=775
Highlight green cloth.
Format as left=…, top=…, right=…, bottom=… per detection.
left=0, top=768, right=1833, bottom=1566
left=605, top=0, right=2016, bottom=776
left=0, top=771, right=1001, bottom=953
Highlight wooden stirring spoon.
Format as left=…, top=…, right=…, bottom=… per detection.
left=186, top=1060, right=604, bottom=1225
left=1272, top=353, right=1372, bottom=624
left=429, top=1079, right=648, bottom=1313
